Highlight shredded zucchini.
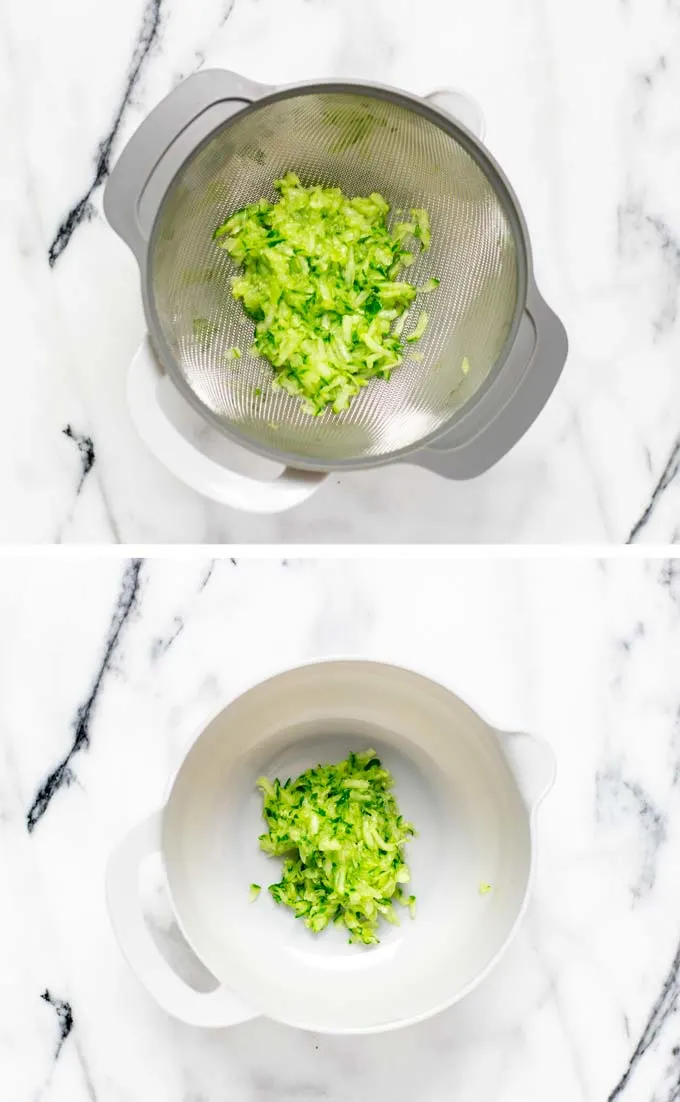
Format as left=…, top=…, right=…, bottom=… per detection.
left=213, top=174, right=439, bottom=415
left=249, top=883, right=261, bottom=901
left=256, top=749, right=416, bottom=945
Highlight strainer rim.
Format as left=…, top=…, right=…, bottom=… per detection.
left=142, top=78, right=531, bottom=471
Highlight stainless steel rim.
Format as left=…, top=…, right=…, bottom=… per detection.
left=142, top=80, right=531, bottom=472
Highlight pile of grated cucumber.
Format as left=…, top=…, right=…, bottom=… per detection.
left=254, top=749, right=416, bottom=945
left=213, top=173, right=439, bottom=416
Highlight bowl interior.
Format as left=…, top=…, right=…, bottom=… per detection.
left=162, top=661, right=532, bottom=1032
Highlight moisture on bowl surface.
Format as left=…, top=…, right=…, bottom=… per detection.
left=254, top=748, right=416, bottom=945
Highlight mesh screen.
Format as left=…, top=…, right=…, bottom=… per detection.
left=150, top=90, right=519, bottom=463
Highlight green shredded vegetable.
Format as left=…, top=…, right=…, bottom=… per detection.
left=406, top=311, right=428, bottom=342
left=479, top=881, right=492, bottom=895
left=411, top=208, right=432, bottom=250
left=249, top=883, right=262, bottom=901
left=256, top=749, right=416, bottom=945
left=417, top=277, right=440, bottom=293
left=213, top=174, right=439, bottom=415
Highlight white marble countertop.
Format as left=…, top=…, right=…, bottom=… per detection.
left=3, top=0, right=680, bottom=543
left=2, top=555, right=680, bottom=1100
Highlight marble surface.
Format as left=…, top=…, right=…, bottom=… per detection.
left=3, top=0, right=680, bottom=543
left=2, top=555, right=680, bottom=1100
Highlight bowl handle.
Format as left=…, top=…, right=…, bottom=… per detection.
left=406, top=281, right=568, bottom=480
left=104, top=69, right=272, bottom=265
left=496, top=731, right=556, bottom=812
left=128, top=337, right=327, bottom=511
left=424, top=89, right=485, bottom=141
left=106, top=810, right=259, bottom=1028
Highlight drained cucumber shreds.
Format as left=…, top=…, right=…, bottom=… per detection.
left=213, top=173, right=439, bottom=416
left=406, top=311, right=429, bottom=342
left=249, top=883, right=261, bottom=901
left=410, top=208, right=432, bottom=251
left=255, top=749, right=416, bottom=945
left=417, top=278, right=440, bottom=293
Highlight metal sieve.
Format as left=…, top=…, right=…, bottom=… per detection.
left=106, top=70, right=567, bottom=512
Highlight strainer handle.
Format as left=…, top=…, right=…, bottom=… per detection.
left=408, top=281, right=568, bottom=480
left=128, top=338, right=327, bottom=512
left=106, top=811, right=259, bottom=1028
left=104, top=69, right=272, bottom=265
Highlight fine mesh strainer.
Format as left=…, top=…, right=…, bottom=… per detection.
left=105, top=69, right=567, bottom=513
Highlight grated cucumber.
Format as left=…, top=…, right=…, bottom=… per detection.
left=213, top=174, right=439, bottom=416
left=255, top=749, right=416, bottom=945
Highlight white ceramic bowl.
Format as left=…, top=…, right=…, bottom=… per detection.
left=106, top=660, right=555, bottom=1033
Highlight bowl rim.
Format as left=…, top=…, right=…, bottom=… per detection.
left=158, top=655, right=544, bottom=1034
